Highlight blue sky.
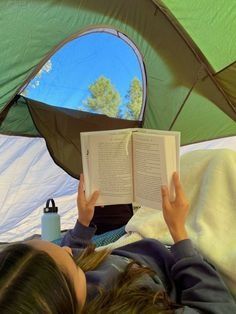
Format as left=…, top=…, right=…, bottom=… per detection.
left=26, top=32, right=143, bottom=114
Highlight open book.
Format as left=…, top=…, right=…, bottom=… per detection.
left=80, top=128, right=180, bottom=210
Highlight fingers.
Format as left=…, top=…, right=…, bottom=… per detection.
left=88, top=190, right=99, bottom=207
left=79, top=173, right=84, bottom=192
left=161, top=185, right=171, bottom=210
left=79, top=173, right=99, bottom=207
left=78, top=174, right=86, bottom=207
left=173, top=172, right=185, bottom=200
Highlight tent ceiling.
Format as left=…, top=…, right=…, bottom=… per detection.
left=0, top=0, right=235, bottom=176
left=160, top=0, right=236, bottom=71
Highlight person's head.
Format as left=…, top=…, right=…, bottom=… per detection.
left=0, top=239, right=110, bottom=313
left=0, top=241, right=83, bottom=313
left=0, top=241, right=181, bottom=314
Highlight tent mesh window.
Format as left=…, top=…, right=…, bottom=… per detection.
left=20, top=28, right=147, bottom=122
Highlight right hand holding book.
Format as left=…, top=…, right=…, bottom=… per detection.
left=161, top=172, right=190, bottom=243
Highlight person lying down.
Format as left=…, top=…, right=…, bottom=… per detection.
left=0, top=173, right=235, bottom=313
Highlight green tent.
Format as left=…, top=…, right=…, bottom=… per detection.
left=0, top=0, right=235, bottom=178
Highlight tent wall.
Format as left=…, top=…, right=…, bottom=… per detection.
left=0, top=98, right=39, bottom=136
left=27, top=98, right=139, bottom=178
left=161, top=0, right=236, bottom=71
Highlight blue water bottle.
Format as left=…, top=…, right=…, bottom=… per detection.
left=41, top=199, right=61, bottom=241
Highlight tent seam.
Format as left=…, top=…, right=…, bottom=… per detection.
left=153, top=0, right=236, bottom=117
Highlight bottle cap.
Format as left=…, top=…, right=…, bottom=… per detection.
left=44, top=199, right=58, bottom=213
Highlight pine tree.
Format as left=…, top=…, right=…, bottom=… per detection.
left=125, top=77, right=143, bottom=120
left=83, top=76, right=121, bottom=117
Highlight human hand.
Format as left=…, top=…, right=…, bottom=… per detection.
left=77, top=174, right=99, bottom=227
left=161, top=172, right=189, bottom=243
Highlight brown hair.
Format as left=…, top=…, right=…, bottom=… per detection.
left=0, top=243, right=182, bottom=313
left=0, top=243, right=79, bottom=313
left=75, top=245, right=183, bottom=314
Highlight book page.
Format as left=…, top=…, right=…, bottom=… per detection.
left=86, top=131, right=133, bottom=205
left=133, top=132, right=173, bottom=210
left=137, top=128, right=180, bottom=168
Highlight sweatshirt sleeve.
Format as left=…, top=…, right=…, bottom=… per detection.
left=170, top=239, right=236, bottom=314
left=60, top=220, right=97, bottom=248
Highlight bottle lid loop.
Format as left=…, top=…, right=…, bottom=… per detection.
left=44, top=198, right=58, bottom=213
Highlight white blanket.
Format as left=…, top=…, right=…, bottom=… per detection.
left=100, top=149, right=236, bottom=298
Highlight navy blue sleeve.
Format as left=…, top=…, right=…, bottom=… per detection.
left=171, top=239, right=236, bottom=314
left=60, top=220, right=97, bottom=248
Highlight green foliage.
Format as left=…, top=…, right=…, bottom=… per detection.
left=83, top=76, right=121, bottom=117
left=83, top=76, right=143, bottom=120
left=124, top=77, right=143, bottom=120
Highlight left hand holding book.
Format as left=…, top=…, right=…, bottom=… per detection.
left=77, top=174, right=99, bottom=227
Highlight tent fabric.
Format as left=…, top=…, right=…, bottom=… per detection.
left=0, top=1, right=235, bottom=147
left=216, top=63, right=236, bottom=105
left=0, top=134, right=78, bottom=242
left=27, top=98, right=139, bottom=178
left=160, top=0, right=236, bottom=72
left=0, top=98, right=40, bottom=137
